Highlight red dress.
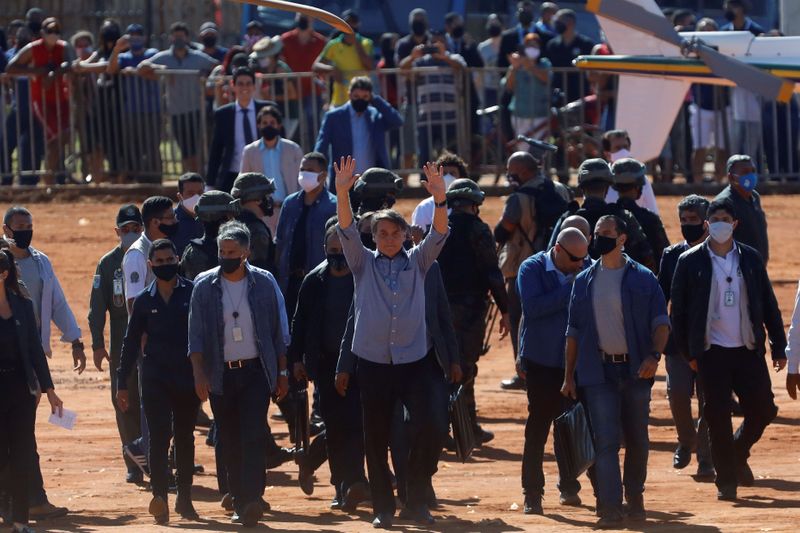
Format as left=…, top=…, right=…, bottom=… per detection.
left=29, top=39, right=70, bottom=141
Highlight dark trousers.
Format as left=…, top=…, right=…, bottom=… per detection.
left=666, top=354, right=710, bottom=463
left=0, top=371, right=37, bottom=523
left=521, top=361, right=581, bottom=497
left=451, top=302, right=488, bottom=429
left=697, top=345, right=777, bottom=489
left=142, top=376, right=199, bottom=498
left=209, top=365, right=270, bottom=512
left=506, top=278, right=522, bottom=358
left=109, top=322, right=141, bottom=471
left=317, top=360, right=366, bottom=493
left=357, top=353, right=442, bottom=515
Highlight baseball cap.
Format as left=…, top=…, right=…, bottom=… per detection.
left=116, top=204, right=143, bottom=227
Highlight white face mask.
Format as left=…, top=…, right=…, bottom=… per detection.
left=181, top=194, right=200, bottom=213
left=610, top=148, right=631, bottom=162
left=443, top=173, right=457, bottom=190
left=708, top=221, right=734, bottom=244
left=298, top=171, right=321, bottom=193
left=524, top=46, right=540, bottom=60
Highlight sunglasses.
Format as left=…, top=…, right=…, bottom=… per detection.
left=557, top=243, right=586, bottom=262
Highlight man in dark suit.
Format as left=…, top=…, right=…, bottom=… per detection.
left=206, top=67, right=276, bottom=193
left=314, top=76, right=403, bottom=189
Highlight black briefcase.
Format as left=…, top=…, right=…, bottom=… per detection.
left=449, top=385, right=476, bottom=462
left=289, top=387, right=310, bottom=456
left=553, top=402, right=595, bottom=480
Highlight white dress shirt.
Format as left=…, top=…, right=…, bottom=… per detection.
left=231, top=100, right=257, bottom=172
left=707, top=246, right=744, bottom=348
left=785, top=281, right=800, bottom=373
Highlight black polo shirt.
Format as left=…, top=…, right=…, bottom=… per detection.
left=118, top=276, right=195, bottom=391
left=544, top=33, right=595, bottom=102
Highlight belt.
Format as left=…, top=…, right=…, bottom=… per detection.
left=600, top=352, right=628, bottom=363
left=224, top=358, right=259, bottom=369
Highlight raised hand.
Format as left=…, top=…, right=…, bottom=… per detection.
left=421, top=161, right=447, bottom=201
left=334, top=156, right=359, bottom=194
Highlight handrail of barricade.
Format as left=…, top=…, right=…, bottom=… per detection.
left=1, top=66, right=798, bottom=186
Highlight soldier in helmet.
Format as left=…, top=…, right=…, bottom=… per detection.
left=88, top=204, right=144, bottom=483
left=550, top=159, right=655, bottom=270
left=612, top=158, right=670, bottom=272
left=180, top=191, right=239, bottom=281
left=231, top=172, right=277, bottom=274
left=351, top=167, right=405, bottom=248
left=437, top=179, right=510, bottom=444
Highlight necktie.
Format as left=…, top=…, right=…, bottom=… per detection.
left=241, top=108, right=254, bottom=145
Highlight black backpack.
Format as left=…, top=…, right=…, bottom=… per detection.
left=518, top=179, right=569, bottom=250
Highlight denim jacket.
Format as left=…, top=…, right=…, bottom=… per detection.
left=189, top=265, right=287, bottom=395
left=274, top=189, right=337, bottom=293
left=567, top=256, right=670, bottom=387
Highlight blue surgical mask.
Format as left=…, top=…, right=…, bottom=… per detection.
left=736, top=172, right=758, bottom=192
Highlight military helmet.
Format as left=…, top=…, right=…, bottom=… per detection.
left=577, top=158, right=613, bottom=186
left=231, top=172, right=276, bottom=202
left=195, top=190, right=238, bottom=222
left=353, top=167, right=404, bottom=198
left=611, top=158, right=646, bottom=187
left=446, top=178, right=485, bottom=206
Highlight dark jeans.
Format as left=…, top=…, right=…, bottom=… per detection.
left=142, top=376, right=199, bottom=498
left=583, top=362, right=652, bottom=513
left=506, top=278, right=522, bottom=359
left=317, top=359, right=366, bottom=493
left=209, top=364, right=270, bottom=513
left=666, top=354, right=710, bottom=462
left=357, top=352, right=442, bottom=515
left=521, top=361, right=580, bottom=497
left=0, top=371, right=37, bottom=523
left=697, top=345, right=777, bottom=489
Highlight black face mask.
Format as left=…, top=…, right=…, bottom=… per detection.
left=488, top=25, right=502, bottom=37
left=724, top=10, right=737, bottom=22
left=152, top=263, right=178, bottom=281
left=554, top=21, right=568, bottom=34
left=411, top=20, right=427, bottom=36
left=260, top=126, right=280, bottom=140
left=360, top=231, right=376, bottom=250
left=297, top=18, right=310, bottom=30
left=159, top=222, right=179, bottom=239
left=28, top=21, right=42, bottom=34
left=680, top=223, right=705, bottom=244
left=518, top=11, right=534, bottom=26
left=203, top=220, right=224, bottom=241
left=218, top=256, right=242, bottom=274
left=507, top=174, right=521, bottom=188
left=593, top=235, right=618, bottom=256
left=327, top=253, right=348, bottom=271
left=259, top=198, right=274, bottom=217
left=201, top=35, right=218, bottom=47
left=451, top=25, right=465, bottom=39
left=350, top=98, right=369, bottom=113
left=10, top=229, right=33, bottom=249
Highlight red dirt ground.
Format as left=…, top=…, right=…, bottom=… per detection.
left=4, top=195, right=799, bottom=532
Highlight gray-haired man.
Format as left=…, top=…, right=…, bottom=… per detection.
left=189, top=221, right=289, bottom=527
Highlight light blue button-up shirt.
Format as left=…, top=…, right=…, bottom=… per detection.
left=349, top=104, right=374, bottom=174
left=259, top=138, right=286, bottom=201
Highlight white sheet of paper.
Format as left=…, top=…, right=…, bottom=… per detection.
left=48, top=408, right=77, bottom=430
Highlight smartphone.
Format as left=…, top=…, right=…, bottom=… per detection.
left=423, top=45, right=439, bottom=55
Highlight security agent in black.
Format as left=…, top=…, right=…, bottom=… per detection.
left=116, top=239, right=199, bottom=525
left=180, top=190, right=239, bottom=281
left=437, top=178, right=510, bottom=443
left=611, top=158, right=670, bottom=272
left=550, top=158, right=655, bottom=270
left=231, top=172, right=277, bottom=275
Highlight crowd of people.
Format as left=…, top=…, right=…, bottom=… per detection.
left=2, top=0, right=796, bottom=187
left=1, top=1, right=800, bottom=532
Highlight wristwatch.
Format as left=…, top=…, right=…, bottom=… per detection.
left=434, top=199, right=447, bottom=208
left=650, top=351, right=661, bottom=362
left=278, top=369, right=289, bottom=377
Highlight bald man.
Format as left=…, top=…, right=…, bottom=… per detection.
left=515, top=228, right=590, bottom=514
left=496, top=151, right=571, bottom=390
left=560, top=215, right=591, bottom=242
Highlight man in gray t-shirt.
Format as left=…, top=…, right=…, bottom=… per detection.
left=592, top=260, right=628, bottom=355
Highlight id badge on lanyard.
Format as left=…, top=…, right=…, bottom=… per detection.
left=724, top=290, right=735, bottom=307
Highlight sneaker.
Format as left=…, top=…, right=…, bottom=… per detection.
left=28, top=501, right=68, bottom=520
left=123, top=440, right=150, bottom=477
left=500, top=375, right=526, bottom=390
left=148, top=495, right=169, bottom=525
left=523, top=494, right=543, bottom=515
left=559, top=492, right=581, bottom=506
